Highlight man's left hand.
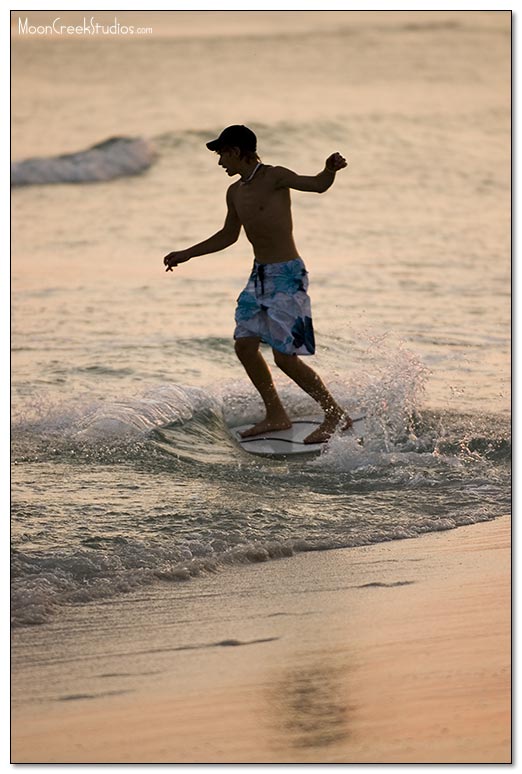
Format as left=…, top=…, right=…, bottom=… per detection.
left=325, top=152, right=347, bottom=172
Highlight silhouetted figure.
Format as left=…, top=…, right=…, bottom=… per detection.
left=164, top=125, right=351, bottom=443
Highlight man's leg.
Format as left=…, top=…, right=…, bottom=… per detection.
left=272, top=349, right=352, bottom=443
left=235, top=337, right=292, bottom=438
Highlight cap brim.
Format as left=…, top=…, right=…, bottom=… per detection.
left=206, top=139, right=221, bottom=150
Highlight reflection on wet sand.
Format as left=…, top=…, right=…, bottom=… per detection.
left=269, top=659, right=354, bottom=753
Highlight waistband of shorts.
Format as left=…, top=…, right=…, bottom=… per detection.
left=252, top=257, right=305, bottom=271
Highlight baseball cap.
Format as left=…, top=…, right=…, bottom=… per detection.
left=206, top=125, right=257, bottom=152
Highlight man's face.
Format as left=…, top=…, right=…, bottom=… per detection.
left=217, top=148, right=241, bottom=176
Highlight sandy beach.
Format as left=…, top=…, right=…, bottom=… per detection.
left=11, top=515, right=510, bottom=764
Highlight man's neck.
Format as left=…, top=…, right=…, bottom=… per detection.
left=239, top=161, right=262, bottom=183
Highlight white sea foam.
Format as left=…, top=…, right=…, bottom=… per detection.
left=10, top=345, right=509, bottom=628
left=11, top=383, right=220, bottom=441
left=11, top=136, right=156, bottom=186
left=10, top=503, right=496, bottom=628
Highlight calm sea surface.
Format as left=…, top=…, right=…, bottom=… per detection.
left=11, top=11, right=510, bottom=647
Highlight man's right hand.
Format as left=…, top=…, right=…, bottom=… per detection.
left=163, top=250, right=191, bottom=271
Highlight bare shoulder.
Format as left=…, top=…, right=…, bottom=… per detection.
left=255, top=164, right=295, bottom=191
left=227, top=180, right=241, bottom=194
left=268, top=165, right=298, bottom=189
left=265, top=165, right=287, bottom=181
left=226, top=180, right=241, bottom=202
left=269, top=165, right=289, bottom=175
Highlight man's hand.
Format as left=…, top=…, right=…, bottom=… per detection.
left=325, top=152, right=347, bottom=172
left=163, top=250, right=191, bottom=271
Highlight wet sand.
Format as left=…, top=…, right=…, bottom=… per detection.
left=11, top=516, right=511, bottom=764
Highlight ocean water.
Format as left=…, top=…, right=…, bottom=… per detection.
left=11, top=11, right=511, bottom=633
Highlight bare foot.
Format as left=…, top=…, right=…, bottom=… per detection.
left=303, top=411, right=352, bottom=444
left=240, top=416, right=292, bottom=438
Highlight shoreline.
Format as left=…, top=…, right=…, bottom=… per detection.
left=11, top=516, right=511, bottom=763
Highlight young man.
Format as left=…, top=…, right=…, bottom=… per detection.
left=163, top=124, right=351, bottom=444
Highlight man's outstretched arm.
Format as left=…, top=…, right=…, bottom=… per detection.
left=274, top=152, right=347, bottom=194
left=164, top=186, right=241, bottom=270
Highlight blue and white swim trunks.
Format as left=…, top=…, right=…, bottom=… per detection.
left=234, top=257, right=316, bottom=356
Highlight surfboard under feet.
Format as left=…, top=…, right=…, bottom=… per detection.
left=229, top=415, right=366, bottom=457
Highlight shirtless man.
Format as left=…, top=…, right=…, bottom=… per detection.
left=163, top=124, right=351, bottom=444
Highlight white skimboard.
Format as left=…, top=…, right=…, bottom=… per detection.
left=230, top=415, right=366, bottom=457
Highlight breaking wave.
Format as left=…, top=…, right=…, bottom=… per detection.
left=11, top=136, right=156, bottom=186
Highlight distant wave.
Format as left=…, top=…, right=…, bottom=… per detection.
left=11, top=136, right=156, bottom=186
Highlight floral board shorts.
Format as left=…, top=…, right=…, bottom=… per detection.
left=234, top=257, right=316, bottom=356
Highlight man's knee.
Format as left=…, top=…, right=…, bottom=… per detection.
left=273, top=349, right=295, bottom=370
left=234, top=337, right=260, bottom=360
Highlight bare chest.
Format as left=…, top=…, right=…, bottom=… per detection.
left=234, top=181, right=290, bottom=228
